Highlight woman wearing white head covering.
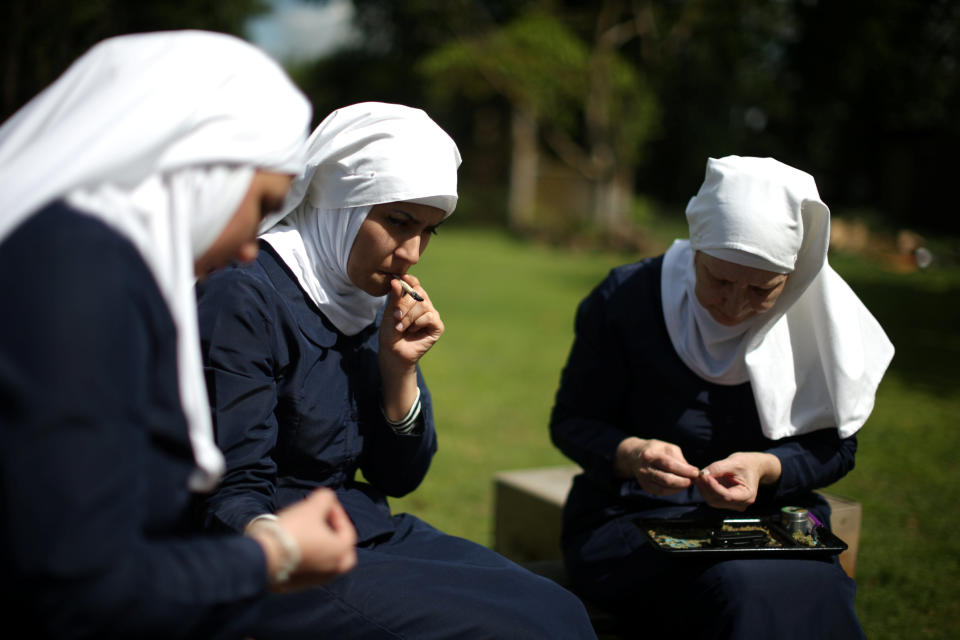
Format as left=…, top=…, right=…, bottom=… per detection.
left=550, top=156, right=888, bottom=638
left=196, top=102, right=597, bottom=639
left=663, top=155, right=893, bottom=441
left=0, top=31, right=357, bottom=639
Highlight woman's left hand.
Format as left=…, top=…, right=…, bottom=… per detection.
left=694, top=452, right=782, bottom=512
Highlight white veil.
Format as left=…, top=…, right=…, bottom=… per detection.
left=661, top=156, right=894, bottom=439
left=260, top=102, right=461, bottom=335
left=0, top=31, right=312, bottom=490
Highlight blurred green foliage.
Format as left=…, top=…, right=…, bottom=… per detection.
left=419, top=11, right=658, bottom=162
left=308, top=0, right=960, bottom=234
left=5, top=1, right=958, bottom=232
left=420, top=12, right=593, bottom=128
left=0, top=0, right=269, bottom=118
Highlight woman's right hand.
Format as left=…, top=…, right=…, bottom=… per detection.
left=380, top=274, right=444, bottom=367
left=251, top=488, right=357, bottom=593
left=377, top=274, right=443, bottom=422
left=614, top=436, right=700, bottom=496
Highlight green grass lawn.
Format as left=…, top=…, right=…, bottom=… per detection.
left=388, top=222, right=960, bottom=640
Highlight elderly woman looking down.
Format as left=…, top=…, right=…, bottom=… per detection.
left=550, top=156, right=893, bottom=639
left=196, top=102, right=598, bottom=639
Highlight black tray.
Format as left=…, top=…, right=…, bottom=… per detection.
left=636, top=515, right=848, bottom=558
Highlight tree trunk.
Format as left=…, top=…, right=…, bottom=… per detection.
left=592, top=164, right=632, bottom=230
left=507, top=105, right=539, bottom=231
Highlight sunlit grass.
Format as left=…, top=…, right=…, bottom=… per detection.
left=392, top=227, right=628, bottom=538
left=388, top=221, right=960, bottom=640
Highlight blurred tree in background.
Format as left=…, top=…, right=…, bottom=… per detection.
left=3, top=0, right=958, bottom=235
left=296, top=0, right=960, bottom=236
left=419, top=8, right=658, bottom=233
left=0, top=0, right=269, bottom=121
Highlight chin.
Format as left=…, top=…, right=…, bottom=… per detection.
left=710, top=310, right=751, bottom=326
left=364, top=273, right=391, bottom=297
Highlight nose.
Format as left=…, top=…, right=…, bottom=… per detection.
left=394, top=234, right=421, bottom=265
left=720, top=287, right=749, bottom=318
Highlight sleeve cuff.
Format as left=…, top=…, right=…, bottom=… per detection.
left=380, top=388, right=422, bottom=435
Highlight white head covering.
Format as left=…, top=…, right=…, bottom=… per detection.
left=0, top=30, right=312, bottom=490
left=661, top=156, right=894, bottom=439
left=261, top=101, right=461, bottom=335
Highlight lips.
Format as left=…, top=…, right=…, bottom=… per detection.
left=709, top=307, right=749, bottom=325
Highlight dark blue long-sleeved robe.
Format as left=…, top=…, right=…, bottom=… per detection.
left=197, top=242, right=437, bottom=542
left=0, top=203, right=269, bottom=639
left=196, top=242, right=597, bottom=639
left=550, top=256, right=865, bottom=639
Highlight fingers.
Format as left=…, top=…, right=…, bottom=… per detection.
left=387, top=277, right=443, bottom=337
left=700, top=457, right=738, bottom=477
left=311, top=488, right=355, bottom=534
left=695, top=464, right=754, bottom=511
left=641, top=465, right=695, bottom=495
left=644, top=468, right=693, bottom=494
left=638, top=441, right=700, bottom=494
left=261, top=489, right=358, bottom=593
left=392, top=274, right=424, bottom=301
left=650, top=441, right=698, bottom=474
left=695, top=474, right=728, bottom=509
left=616, top=438, right=696, bottom=496
left=325, top=499, right=357, bottom=546
left=696, top=471, right=731, bottom=496
left=393, top=305, right=441, bottom=335
left=656, top=452, right=701, bottom=480
left=390, top=274, right=425, bottom=305
left=308, top=485, right=337, bottom=507
left=302, top=489, right=358, bottom=572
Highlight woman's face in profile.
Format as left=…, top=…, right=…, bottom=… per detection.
left=193, top=171, right=292, bottom=279
left=693, top=251, right=789, bottom=326
left=347, top=201, right=446, bottom=296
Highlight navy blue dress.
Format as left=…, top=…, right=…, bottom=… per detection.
left=196, top=242, right=597, bottom=639
left=0, top=203, right=270, bottom=639
left=550, top=256, right=864, bottom=639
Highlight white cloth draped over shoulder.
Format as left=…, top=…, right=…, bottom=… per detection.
left=260, top=101, right=462, bottom=336
left=661, top=156, right=894, bottom=440
left=0, top=30, right=312, bottom=490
